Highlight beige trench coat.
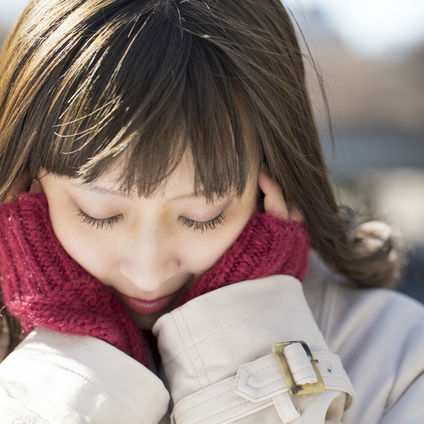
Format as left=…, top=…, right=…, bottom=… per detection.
left=0, top=249, right=423, bottom=423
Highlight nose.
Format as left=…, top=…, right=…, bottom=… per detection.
left=119, top=223, right=179, bottom=294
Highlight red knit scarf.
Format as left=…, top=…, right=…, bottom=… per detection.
left=177, top=210, right=310, bottom=306
left=0, top=191, right=310, bottom=370
left=0, top=193, right=147, bottom=365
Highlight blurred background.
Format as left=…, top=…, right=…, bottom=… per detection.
left=1, top=0, right=423, bottom=302
left=283, top=0, right=424, bottom=302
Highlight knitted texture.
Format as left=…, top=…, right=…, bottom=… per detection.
left=0, top=192, right=147, bottom=365
left=177, top=211, right=310, bottom=306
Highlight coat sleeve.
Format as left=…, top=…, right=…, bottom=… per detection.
left=152, top=275, right=356, bottom=424
left=0, top=327, right=170, bottom=423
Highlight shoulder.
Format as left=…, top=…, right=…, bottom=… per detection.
left=303, top=249, right=424, bottom=421
left=303, top=249, right=424, bottom=349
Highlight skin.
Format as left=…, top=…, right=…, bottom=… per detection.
left=14, top=152, right=302, bottom=330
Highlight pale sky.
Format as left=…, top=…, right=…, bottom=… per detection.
left=1, top=0, right=424, bottom=56
left=284, top=0, right=424, bottom=55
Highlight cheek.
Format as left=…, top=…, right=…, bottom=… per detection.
left=181, top=236, right=230, bottom=274
left=47, top=206, right=114, bottom=283
left=183, top=205, right=257, bottom=276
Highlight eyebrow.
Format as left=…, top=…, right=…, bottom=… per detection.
left=71, top=182, right=202, bottom=201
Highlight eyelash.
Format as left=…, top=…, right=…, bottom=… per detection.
left=178, top=213, right=226, bottom=233
left=76, top=210, right=122, bottom=230
left=76, top=209, right=226, bottom=233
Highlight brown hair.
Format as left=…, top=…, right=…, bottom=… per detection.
left=0, top=0, right=404, bottom=354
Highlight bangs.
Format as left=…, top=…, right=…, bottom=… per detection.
left=31, top=1, right=261, bottom=202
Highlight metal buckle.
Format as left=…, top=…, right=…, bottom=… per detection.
left=272, top=341, right=325, bottom=396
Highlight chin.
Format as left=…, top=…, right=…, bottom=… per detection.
left=121, top=274, right=198, bottom=330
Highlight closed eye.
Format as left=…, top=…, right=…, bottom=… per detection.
left=75, top=209, right=226, bottom=232
left=76, top=209, right=122, bottom=230
left=178, top=212, right=226, bottom=233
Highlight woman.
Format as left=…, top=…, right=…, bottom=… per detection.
left=0, top=0, right=422, bottom=422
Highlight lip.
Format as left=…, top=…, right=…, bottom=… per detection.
left=117, top=291, right=178, bottom=314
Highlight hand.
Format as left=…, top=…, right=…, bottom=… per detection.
left=0, top=192, right=148, bottom=366
left=3, top=173, right=30, bottom=203
left=3, top=173, right=42, bottom=204
left=176, top=165, right=310, bottom=306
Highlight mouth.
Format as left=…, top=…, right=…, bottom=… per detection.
left=117, top=291, right=179, bottom=314
left=113, top=273, right=197, bottom=317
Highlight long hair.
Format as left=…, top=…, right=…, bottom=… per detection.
left=0, top=0, right=404, bottom=353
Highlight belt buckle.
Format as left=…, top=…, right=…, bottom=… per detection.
left=272, top=340, right=325, bottom=396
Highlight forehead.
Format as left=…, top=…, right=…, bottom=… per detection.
left=71, top=124, right=262, bottom=203
left=84, top=148, right=197, bottom=196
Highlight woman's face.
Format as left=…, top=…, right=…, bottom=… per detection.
left=35, top=152, right=261, bottom=329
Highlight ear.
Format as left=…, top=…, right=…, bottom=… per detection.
left=257, top=164, right=290, bottom=221
left=257, top=164, right=304, bottom=222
